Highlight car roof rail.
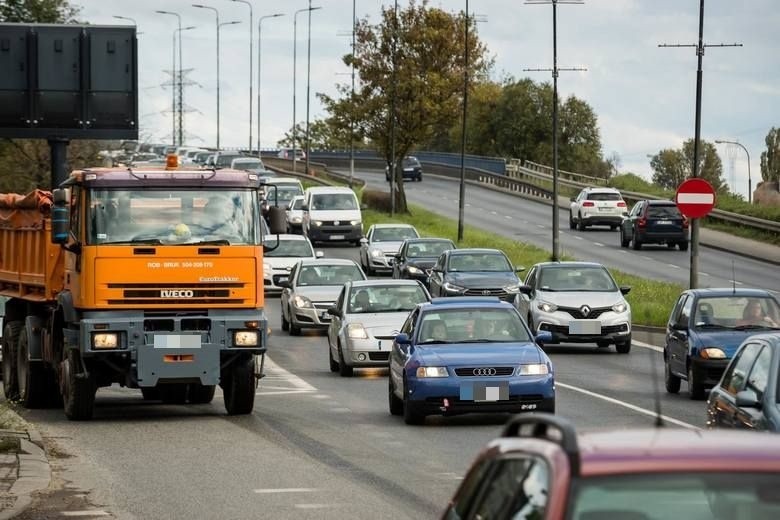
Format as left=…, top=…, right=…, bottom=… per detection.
left=501, top=413, right=580, bottom=475
left=430, top=297, right=501, bottom=305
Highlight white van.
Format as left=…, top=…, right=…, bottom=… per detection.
left=302, top=186, right=362, bottom=246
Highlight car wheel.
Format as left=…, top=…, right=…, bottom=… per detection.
left=338, top=344, right=354, bottom=377
left=610, top=224, right=618, bottom=231
left=289, top=308, right=301, bottom=336
left=577, top=213, right=587, bottom=231
left=667, top=242, right=676, bottom=249
left=417, top=174, right=422, bottom=182
left=678, top=241, right=689, bottom=251
left=632, top=236, right=643, bottom=250
left=328, top=345, right=339, bottom=373
left=388, top=378, right=403, bottom=416
left=596, top=340, right=611, bottom=348
left=281, top=307, right=290, bottom=332
left=620, top=229, right=630, bottom=248
left=688, top=365, right=705, bottom=400
left=615, top=337, right=631, bottom=354
left=403, top=378, right=425, bottom=425
left=568, top=212, right=576, bottom=230
left=665, top=361, right=681, bottom=394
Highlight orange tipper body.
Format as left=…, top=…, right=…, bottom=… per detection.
left=0, top=164, right=270, bottom=420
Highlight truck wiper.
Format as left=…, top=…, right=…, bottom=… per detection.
left=192, top=239, right=231, bottom=246
left=101, top=238, right=163, bottom=245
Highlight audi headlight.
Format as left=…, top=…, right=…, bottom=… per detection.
left=518, top=363, right=549, bottom=376
left=92, top=333, right=118, bottom=349
left=503, top=283, right=522, bottom=294
left=538, top=301, right=558, bottom=313
left=407, top=266, right=422, bottom=275
left=293, top=295, right=313, bottom=308
left=370, top=249, right=382, bottom=258
left=234, top=330, right=258, bottom=347
left=416, top=366, right=448, bottom=378
left=612, top=302, right=628, bottom=313
left=347, top=323, right=369, bottom=339
left=313, top=221, right=323, bottom=227
left=700, top=347, right=726, bottom=359
left=442, top=282, right=465, bottom=293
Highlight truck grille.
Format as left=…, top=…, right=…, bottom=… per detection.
left=107, top=282, right=246, bottom=305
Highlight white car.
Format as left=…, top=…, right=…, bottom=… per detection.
left=279, top=258, right=367, bottom=336
left=326, top=280, right=431, bottom=376
left=569, top=187, right=627, bottom=231
left=231, top=157, right=265, bottom=172
left=359, top=224, right=420, bottom=275
left=263, top=234, right=322, bottom=294
left=286, top=195, right=305, bottom=233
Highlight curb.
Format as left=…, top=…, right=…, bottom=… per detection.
left=0, top=406, right=51, bottom=520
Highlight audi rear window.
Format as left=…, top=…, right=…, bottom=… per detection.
left=647, top=205, right=681, bottom=218
left=586, top=192, right=622, bottom=201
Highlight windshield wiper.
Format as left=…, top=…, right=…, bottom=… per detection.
left=193, top=239, right=231, bottom=246
left=696, top=323, right=730, bottom=329
left=733, top=324, right=774, bottom=331
left=101, top=238, right=163, bottom=245
left=419, top=340, right=449, bottom=345
left=457, top=339, right=492, bottom=343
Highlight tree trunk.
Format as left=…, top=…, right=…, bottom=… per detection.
left=393, top=149, right=410, bottom=214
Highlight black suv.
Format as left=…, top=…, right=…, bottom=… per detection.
left=427, top=248, right=524, bottom=302
left=385, top=156, right=423, bottom=182
left=392, top=237, right=457, bottom=282
left=620, top=199, right=689, bottom=251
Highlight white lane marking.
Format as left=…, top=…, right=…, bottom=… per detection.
left=255, top=488, right=320, bottom=494
left=330, top=407, right=352, bottom=413
left=618, top=250, right=628, bottom=254
left=491, top=210, right=498, bottom=215
left=574, top=236, right=584, bottom=241
left=435, top=472, right=464, bottom=480
left=729, top=280, right=744, bottom=286
left=700, top=272, right=710, bottom=277
left=295, top=504, right=339, bottom=510
left=536, top=224, right=545, bottom=229
left=666, top=264, right=681, bottom=269
left=312, top=394, right=331, bottom=399
left=505, top=215, right=512, bottom=219
left=641, top=256, right=653, bottom=261
left=256, top=357, right=317, bottom=396
left=61, top=512, right=110, bottom=518
left=633, top=339, right=664, bottom=353
left=556, top=382, right=698, bottom=429
left=465, top=203, right=471, bottom=207
left=593, top=242, right=604, bottom=247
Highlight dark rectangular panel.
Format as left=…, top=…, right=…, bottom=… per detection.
left=0, top=26, right=31, bottom=127
left=36, top=26, right=81, bottom=91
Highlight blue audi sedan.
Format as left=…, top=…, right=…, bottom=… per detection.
left=388, top=297, right=555, bottom=425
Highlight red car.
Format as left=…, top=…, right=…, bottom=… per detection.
left=443, top=413, right=780, bottom=519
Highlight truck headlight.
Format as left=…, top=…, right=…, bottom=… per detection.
left=92, top=333, right=118, bottom=349
left=416, top=366, right=448, bottom=378
left=518, top=363, right=549, bottom=376
left=234, top=330, right=258, bottom=347
left=538, top=301, right=557, bottom=313
left=293, top=295, right=313, bottom=308
left=347, top=323, right=369, bottom=339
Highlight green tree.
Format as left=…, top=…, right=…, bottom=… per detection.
left=319, top=0, right=491, bottom=213
left=760, top=127, right=780, bottom=183
left=0, top=0, right=80, bottom=23
left=277, top=119, right=367, bottom=152
left=650, top=139, right=727, bottom=192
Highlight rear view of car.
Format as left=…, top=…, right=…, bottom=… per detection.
left=569, top=187, right=627, bottom=230
left=386, top=156, right=423, bottom=182
left=620, top=199, right=689, bottom=251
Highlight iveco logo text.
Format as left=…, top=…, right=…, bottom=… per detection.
left=161, top=290, right=194, bottom=298
left=472, top=368, right=497, bottom=376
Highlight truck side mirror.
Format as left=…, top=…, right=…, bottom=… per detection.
left=267, top=206, right=287, bottom=235
left=51, top=188, right=70, bottom=245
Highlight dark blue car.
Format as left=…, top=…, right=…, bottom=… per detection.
left=664, top=288, right=780, bottom=400
left=388, top=297, right=555, bottom=425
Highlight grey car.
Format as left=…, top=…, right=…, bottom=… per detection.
left=359, top=223, right=420, bottom=275
left=326, top=280, right=431, bottom=377
left=279, top=258, right=367, bottom=336
left=514, top=262, right=633, bottom=353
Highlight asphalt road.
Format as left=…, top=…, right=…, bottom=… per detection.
left=12, top=245, right=712, bottom=520
left=344, top=169, right=779, bottom=294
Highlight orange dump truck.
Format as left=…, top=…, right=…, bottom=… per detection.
left=0, top=165, right=284, bottom=420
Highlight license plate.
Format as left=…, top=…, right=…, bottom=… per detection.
left=459, top=381, right=509, bottom=401
left=598, top=206, right=613, bottom=212
left=656, top=220, right=672, bottom=225
left=153, top=334, right=201, bottom=349
left=569, top=320, right=601, bottom=334
left=330, top=235, right=344, bottom=240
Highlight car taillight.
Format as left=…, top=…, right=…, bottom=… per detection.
left=638, top=218, right=647, bottom=228
left=582, top=201, right=595, bottom=207
left=617, top=201, right=626, bottom=207
left=682, top=217, right=689, bottom=229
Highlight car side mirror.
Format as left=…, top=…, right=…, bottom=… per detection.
left=395, top=333, right=411, bottom=345
left=276, top=279, right=291, bottom=289
left=301, top=204, right=309, bottom=212
left=327, top=306, right=341, bottom=317
left=519, top=285, right=533, bottom=296
left=359, top=237, right=368, bottom=245
left=315, top=251, right=324, bottom=258
left=51, top=188, right=70, bottom=245
left=735, top=389, right=761, bottom=409
left=671, top=323, right=688, bottom=334
left=620, top=286, right=631, bottom=295
left=535, top=331, right=552, bottom=346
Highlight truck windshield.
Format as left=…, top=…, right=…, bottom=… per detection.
left=87, top=188, right=261, bottom=246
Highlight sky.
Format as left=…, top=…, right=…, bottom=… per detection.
left=76, top=0, right=780, bottom=199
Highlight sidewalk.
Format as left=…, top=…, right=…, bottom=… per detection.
left=0, top=403, right=51, bottom=520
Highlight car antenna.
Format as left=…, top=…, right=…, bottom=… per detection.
left=650, top=347, right=664, bottom=427
left=731, top=260, right=736, bottom=295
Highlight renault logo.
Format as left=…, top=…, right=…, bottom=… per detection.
left=580, top=305, right=591, bottom=317
left=472, top=367, right=497, bottom=376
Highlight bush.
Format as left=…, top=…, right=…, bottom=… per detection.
left=361, top=189, right=393, bottom=212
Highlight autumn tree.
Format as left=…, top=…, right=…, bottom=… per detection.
left=276, top=119, right=369, bottom=152
left=760, top=127, right=780, bottom=183
left=320, top=0, right=491, bottom=213
left=0, top=0, right=80, bottom=23
left=650, top=139, right=727, bottom=192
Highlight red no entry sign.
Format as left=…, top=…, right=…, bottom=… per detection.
left=675, top=178, right=716, bottom=219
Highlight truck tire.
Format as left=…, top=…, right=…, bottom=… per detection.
left=62, top=350, right=96, bottom=421
left=16, top=326, right=49, bottom=408
left=188, top=384, right=216, bottom=404
left=160, top=384, right=188, bottom=404
left=141, top=387, right=160, bottom=401
left=223, top=356, right=256, bottom=415
left=2, top=321, right=23, bottom=400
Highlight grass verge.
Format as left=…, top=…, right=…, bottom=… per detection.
left=362, top=205, right=682, bottom=328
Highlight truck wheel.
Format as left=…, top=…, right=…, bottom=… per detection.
left=2, top=321, right=23, bottom=400
left=61, top=350, right=96, bottom=421
left=160, top=384, right=188, bottom=404
left=223, top=356, right=256, bottom=415
left=141, top=387, right=160, bottom=401
left=188, top=384, right=216, bottom=404
left=16, top=326, right=49, bottom=408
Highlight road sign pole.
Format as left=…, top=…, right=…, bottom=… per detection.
left=676, top=177, right=716, bottom=289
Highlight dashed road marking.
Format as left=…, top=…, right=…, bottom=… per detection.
left=435, top=472, right=464, bottom=480
left=312, top=394, right=331, bottom=399
left=255, top=488, right=320, bottom=494
left=490, top=210, right=497, bottom=215
left=641, top=256, right=653, bottom=261
left=593, top=242, right=604, bottom=247
left=536, top=224, right=545, bottom=229
left=633, top=339, right=664, bottom=353
left=330, top=407, right=352, bottom=413
left=700, top=272, right=710, bottom=277
left=557, top=382, right=698, bottom=430
left=574, top=236, right=584, bottom=240
left=505, top=215, right=512, bottom=219
left=257, top=357, right=317, bottom=396
left=730, top=280, right=744, bottom=286
left=667, top=264, right=681, bottom=269
left=295, top=504, right=339, bottom=510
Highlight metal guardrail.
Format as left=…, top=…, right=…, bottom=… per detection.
left=263, top=157, right=366, bottom=189
left=421, top=161, right=553, bottom=200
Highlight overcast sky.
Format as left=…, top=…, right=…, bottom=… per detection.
left=78, top=0, right=779, bottom=198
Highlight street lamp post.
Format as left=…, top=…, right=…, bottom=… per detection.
left=349, top=0, right=357, bottom=188
left=258, top=13, right=285, bottom=154
left=232, top=0, right=254, bottom=153
left=293, top=6, right=321, bottom=173
left=304, top=2, right=322, bottom=177
left=715, top=140, right=752, bottom=203
left=457, top=0, right=469, bottom=242
left=156, top=11, right=185, bottom=147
